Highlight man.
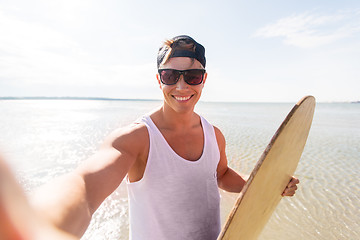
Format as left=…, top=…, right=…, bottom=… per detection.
left=1, top=35, right=299, bottom=240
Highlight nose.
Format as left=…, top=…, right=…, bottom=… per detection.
left=175, top=74, right=188, bottom=90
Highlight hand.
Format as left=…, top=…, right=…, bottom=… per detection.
left=282, top=177, right=299, bottom=197
left=0, top=154, right=78, bottom=240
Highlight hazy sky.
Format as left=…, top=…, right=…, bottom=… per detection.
left=0, top=0, right=359, bottom=102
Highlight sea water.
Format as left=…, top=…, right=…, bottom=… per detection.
left=0, top=99, right=359, bottom=239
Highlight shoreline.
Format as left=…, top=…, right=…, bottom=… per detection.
left=0, top=96, right=358, bottom=104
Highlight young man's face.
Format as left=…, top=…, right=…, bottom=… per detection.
left=156, top=57, right=207, bottom=114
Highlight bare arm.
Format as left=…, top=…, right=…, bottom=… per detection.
left=214, top=127, right=247, bottom=193
left=30, top=123, right=147, bottom=237
left=214, top=126, right=299, bottom=196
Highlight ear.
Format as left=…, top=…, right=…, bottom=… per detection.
left=202, top=72, right=208, bottom=86
left=156, top=73, right=162, bottom=89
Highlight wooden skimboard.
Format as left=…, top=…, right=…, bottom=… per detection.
left=218, top=96, right=315, bottom=240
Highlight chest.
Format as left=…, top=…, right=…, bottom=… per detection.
left=161, top=127, right=204, bottom=161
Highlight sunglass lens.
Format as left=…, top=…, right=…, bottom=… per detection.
left=184, top=70, right=204, bottom=85
left=160, top=70, right=179, bottom=85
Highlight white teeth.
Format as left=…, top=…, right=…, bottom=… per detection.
left=174, top=96, right=191, bottom=101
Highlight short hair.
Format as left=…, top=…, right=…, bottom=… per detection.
left=157, top=35, right=206, bottom=69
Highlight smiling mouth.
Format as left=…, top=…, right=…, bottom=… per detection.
left=173, top=95, right=193, bottom=101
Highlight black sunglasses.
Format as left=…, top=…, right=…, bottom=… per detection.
left=158, top=69, right=206, bottom=85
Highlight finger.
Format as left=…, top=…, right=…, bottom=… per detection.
left=282, top=185, right=298, bottom=196
left=287, top=184, right=298, bottom=192
left=287, top=177, right=300, bottom=187
left=282, top=191, right=295, bottom=197
left=282, top=189, right=295, bottom=197
left=286, top=185, right=298, bottom=192
left=290, top=177, right=299, bottom=184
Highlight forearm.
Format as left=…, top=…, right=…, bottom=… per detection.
left=218, top=167, right=247, bottom=193
left=30, top=172, right=92, bottom=238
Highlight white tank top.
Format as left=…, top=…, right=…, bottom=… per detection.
left=126, top=115, right=221, bottom=240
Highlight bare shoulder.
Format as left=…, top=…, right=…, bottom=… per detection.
left=102, top=122, right=149, bottom=155
left=212, top=125, right=226, bottom=150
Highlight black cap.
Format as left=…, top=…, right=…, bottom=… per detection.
left=157, top=35, right=206, bottom=68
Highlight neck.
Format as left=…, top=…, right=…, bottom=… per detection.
left=159, top=102, right=197, bottom=129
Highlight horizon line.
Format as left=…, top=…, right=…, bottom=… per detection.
left=0, top=96, right=358, bottom=104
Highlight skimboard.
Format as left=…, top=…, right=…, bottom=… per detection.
left=218, top=96, right=315, bottom=240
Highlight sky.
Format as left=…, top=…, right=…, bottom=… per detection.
left=0, top=0, right=359, bottom=102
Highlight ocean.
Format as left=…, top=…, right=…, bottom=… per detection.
left=0, top=99, right=359, bottom=239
